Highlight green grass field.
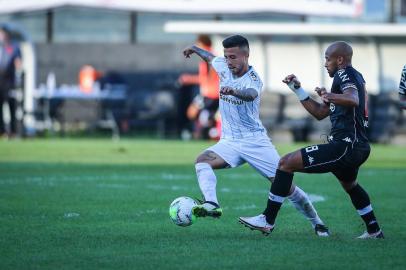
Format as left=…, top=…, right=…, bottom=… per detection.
left=0, top=139, right=405, bottom=270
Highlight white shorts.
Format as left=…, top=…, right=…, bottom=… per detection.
left=207, top=135, right=280, bottom=178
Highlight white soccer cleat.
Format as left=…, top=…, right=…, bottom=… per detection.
left=357, top=230, right=384, bottom=239
left=238, top=214, right=274, bottom=235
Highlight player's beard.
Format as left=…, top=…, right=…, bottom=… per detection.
left=327, top=67, right=337, bottom=78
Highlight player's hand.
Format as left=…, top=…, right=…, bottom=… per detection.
left=282, top=74, right=301, bottom=91
left=183, top=46, right=196, bottom=58
left=220, top=86, right=235, bottom=96
left=315, top=87, right=329, bottom=103
left=315, top=87, right=327, bottom=97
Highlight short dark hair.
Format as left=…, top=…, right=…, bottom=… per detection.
left=222, top=35, right=249, bottom=51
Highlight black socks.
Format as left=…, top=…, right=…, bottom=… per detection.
left=347, top=184, right=380, bottom=233
left=263, top=169, right=293, bottom=224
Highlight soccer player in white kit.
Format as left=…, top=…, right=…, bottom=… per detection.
left=183, top=35, right=329, bottom=236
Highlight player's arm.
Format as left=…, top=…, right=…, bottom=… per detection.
left=283, top=74, right=330, bottom=120
left=183, top=45, right=215, bottom=63
left=321, top=88, right=358, bottom=107
left=220, top=86, right=258, bottom=102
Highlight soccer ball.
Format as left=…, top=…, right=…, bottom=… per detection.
left=169, top=196, right=197, bottom=227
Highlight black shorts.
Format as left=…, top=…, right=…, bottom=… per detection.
left=300, top=141, right=370, bottom=182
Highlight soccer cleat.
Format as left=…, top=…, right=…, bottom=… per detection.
left=192, top=201, right=222, bottom=218
left=238, top=214, right=274, bottom=235
left=314, top=224, right=330, bottom=237
left=357, top=230, right=384, bottom=239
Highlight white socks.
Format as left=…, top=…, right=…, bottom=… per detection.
left=195, top=163, right=218, bottom=205
left=288, top=186, right=323, bottom=228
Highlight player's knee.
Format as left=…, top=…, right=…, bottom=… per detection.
left=195, top=152, right=213, bottom=166
left=278, top=154, right=295, bottom=172
left=195, top=155, right=206, bottom=164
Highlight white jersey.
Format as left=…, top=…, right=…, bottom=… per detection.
left=211, top=57, right=266, bottom=139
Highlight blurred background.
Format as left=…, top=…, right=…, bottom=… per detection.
left=0, top=0, right=405, bottom=143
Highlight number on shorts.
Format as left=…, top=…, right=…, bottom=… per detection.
left=305, top=145, right=319, bottom=153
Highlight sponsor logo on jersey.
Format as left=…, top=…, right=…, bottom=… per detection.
left=330, top=103, right=335, bottom=112
left=337, top=69, right=349, bottom=83
left=308, top=155, right=314, bottom=165
left=363, top=120, right=369, bottom=127
left=220, top=93, right=244, bottom=105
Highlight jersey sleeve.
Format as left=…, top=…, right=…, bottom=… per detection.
left=335, top=69, right=359, bottom=93
left=211, top=57, right=227, bottom=74
left=247, top=70, right=263, bottom=94
left=399, top=65, right=406, bottom=95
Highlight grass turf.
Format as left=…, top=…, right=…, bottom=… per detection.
left=0, top=139, right=405, bottom=269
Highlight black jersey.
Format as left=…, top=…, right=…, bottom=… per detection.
left=329, top=66, right=369, bottom=144
left=399, top=65, right=406, bottom=96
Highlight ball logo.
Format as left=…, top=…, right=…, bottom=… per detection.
left=330, top=103, right=335, bottom=112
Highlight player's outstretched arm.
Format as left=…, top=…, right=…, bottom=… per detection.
left=282, top=74, right=330, bottom=120
left=183, top=45, right=215, bottom=63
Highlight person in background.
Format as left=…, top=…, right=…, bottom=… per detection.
left=179, top=34, right=220, bottom=140
left=0, top=25, right=22, bottom=138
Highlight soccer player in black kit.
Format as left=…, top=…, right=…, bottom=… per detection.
left=239, top=41, right=384, bottom=239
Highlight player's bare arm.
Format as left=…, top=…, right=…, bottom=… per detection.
left=282, top=74, right=329, bottom=120
left=322, top=87, right=359, bottom=107
left=220, top=86, right=258, bottom=102
left=183, top=45, right=215, bottom=63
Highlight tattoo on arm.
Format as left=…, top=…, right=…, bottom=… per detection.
left=232, top=88, right=258, bottom=102
left=192, top=45, right=215, bottom=63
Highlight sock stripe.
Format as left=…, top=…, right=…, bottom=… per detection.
left=268, top=192, right=285, bottom=203
left=357, top=204, right=373, bottom=216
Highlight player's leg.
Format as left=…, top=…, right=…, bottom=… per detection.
left=240, top=142, right=342, bottom=235
left=195, top=150, right=228, bottom=203
left=239, top=139, right=328, bottom=236
left=286, top=183, right=328, bottom=236
left=333, top=169, right=383, bottom=239
left=194, top=141, right=244, bottom=218
left=239, top=149, right=304, bottom=234
left=8, top=96, right=17, bottom=136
